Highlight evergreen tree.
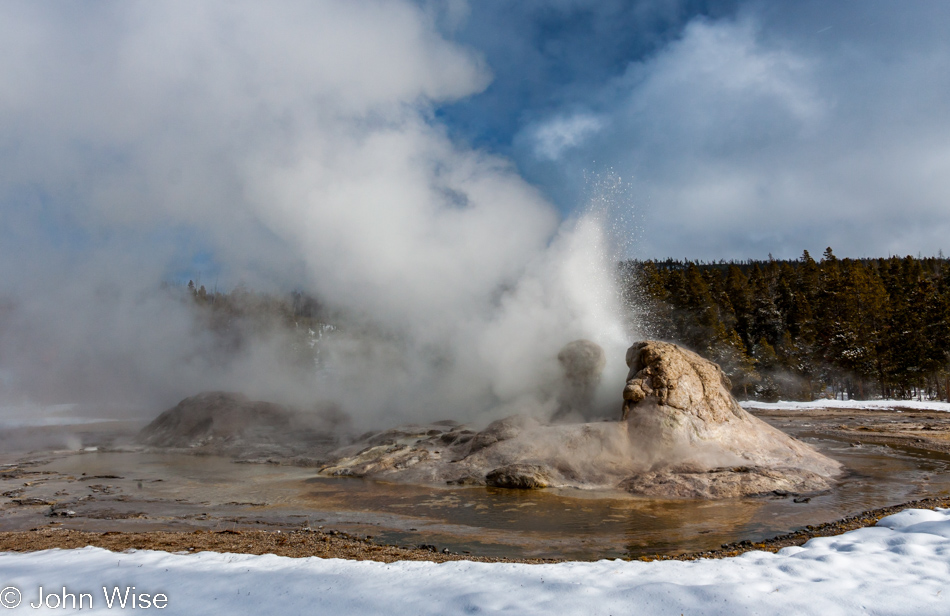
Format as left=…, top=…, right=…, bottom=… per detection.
left=619, top=249, right=950, bottom=401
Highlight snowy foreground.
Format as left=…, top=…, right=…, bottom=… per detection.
left=1, top=509, right=949, bottom=615
left=740, top=398, right=950, bottom=413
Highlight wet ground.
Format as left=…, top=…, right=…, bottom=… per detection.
left=1, top=406, right=949, bottom=560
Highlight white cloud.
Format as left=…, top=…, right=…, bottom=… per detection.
left=621, top=18, right=825, bottom=131
left=521, top=9, right=950, bottom=259
left=0, top=0, right=633, bottom=424
left=528, top=113, right=606, bottom=161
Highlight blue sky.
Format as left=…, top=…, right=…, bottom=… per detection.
left=434, top=1, right=735, bottom=157
left=428, top=0, right=950, bottom=260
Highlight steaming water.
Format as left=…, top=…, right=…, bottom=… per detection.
left=37, top=433, right=950, bottom=560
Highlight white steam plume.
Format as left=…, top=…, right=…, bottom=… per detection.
left=0, top=0, right=637, bottom=427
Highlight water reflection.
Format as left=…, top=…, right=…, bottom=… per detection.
left=39, top=433, right=950, bottom=560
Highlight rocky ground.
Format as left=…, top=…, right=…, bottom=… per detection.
left=314, top=342, right=841, bottom=499
left=1, top=394, right=948, bottom=562
left=750, top=405, right=950, bottom=455
left=2, top=494, right=949, bottom=564
left=0, top=527, right=555, bottom=563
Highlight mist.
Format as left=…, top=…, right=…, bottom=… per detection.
left=0, top=1, right=637, bottom=429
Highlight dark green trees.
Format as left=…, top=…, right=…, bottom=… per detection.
left=622, top=251, right=950, bottom=401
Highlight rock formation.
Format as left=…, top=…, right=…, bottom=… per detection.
left=141, top=342, right=841, bottom=499
left=617, top=341, right=840, bottom=496
left=137, top=392, right=345, bottom=461
left=315, top=341, right=840, bottom=498
left=555, top=339, right=607, bottom=418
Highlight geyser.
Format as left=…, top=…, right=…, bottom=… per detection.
left=0, top=2, right=631, bottom=433
left=554, top=339, right=607, bottom=419
left=617, top=341, right=841, bottom=497
left=138, top=340, right=839, bottom=499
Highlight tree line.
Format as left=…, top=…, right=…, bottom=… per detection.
left=621, top=249, right=950, bottom=402
left=167, top=248, right=950, bottom=403
left=164, top=279, right=331, bottom=371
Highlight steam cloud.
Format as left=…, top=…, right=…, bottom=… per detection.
left=0, top=1, right=635, bottom=428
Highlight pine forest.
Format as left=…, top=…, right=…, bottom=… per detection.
left=621, top=249, right=950, bottom=402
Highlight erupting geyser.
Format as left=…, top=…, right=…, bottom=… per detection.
left=140, top=340, right=841, bottom=499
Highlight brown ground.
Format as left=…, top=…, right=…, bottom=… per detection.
left=2, top=403, right=949, bottom=563
left=751, top=405, right=950, bottom=455
left=0, top=527, right=556, bottom=563
left=2, top=493, right=949, bottom=563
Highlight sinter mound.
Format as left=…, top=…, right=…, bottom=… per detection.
left=316, top=341, right=840, bottom=498
left=138, top=391, right=345, bottom=460
left=555, top=339, right=607, bottom=418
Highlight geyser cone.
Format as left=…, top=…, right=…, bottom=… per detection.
left=555, top=339, right=607, bottom=419
left=618, top=341, right=841, bottom=497
left=309, top=341, right=841, bottom=498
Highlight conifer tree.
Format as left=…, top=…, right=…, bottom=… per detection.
left=620, top=250, right=950, bottom=401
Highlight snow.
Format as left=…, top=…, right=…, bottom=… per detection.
left=740, top=398, right=950, bottom=413
left=2, top=508, right=950, bottom=614
left=0, top=403, right=117, bottom=429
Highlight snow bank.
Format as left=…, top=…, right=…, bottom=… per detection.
left=0, top=403, right=123, bottom=429
left=1, top=508, right=949, bottom=614
left=741, top=398, right=950, bottom=413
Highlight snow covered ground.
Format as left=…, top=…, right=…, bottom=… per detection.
left=0, top=508, right=948, bottom=615
left=741, top=398, right=950, bottom=413
left=0, top=403, right=127, bottom=429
